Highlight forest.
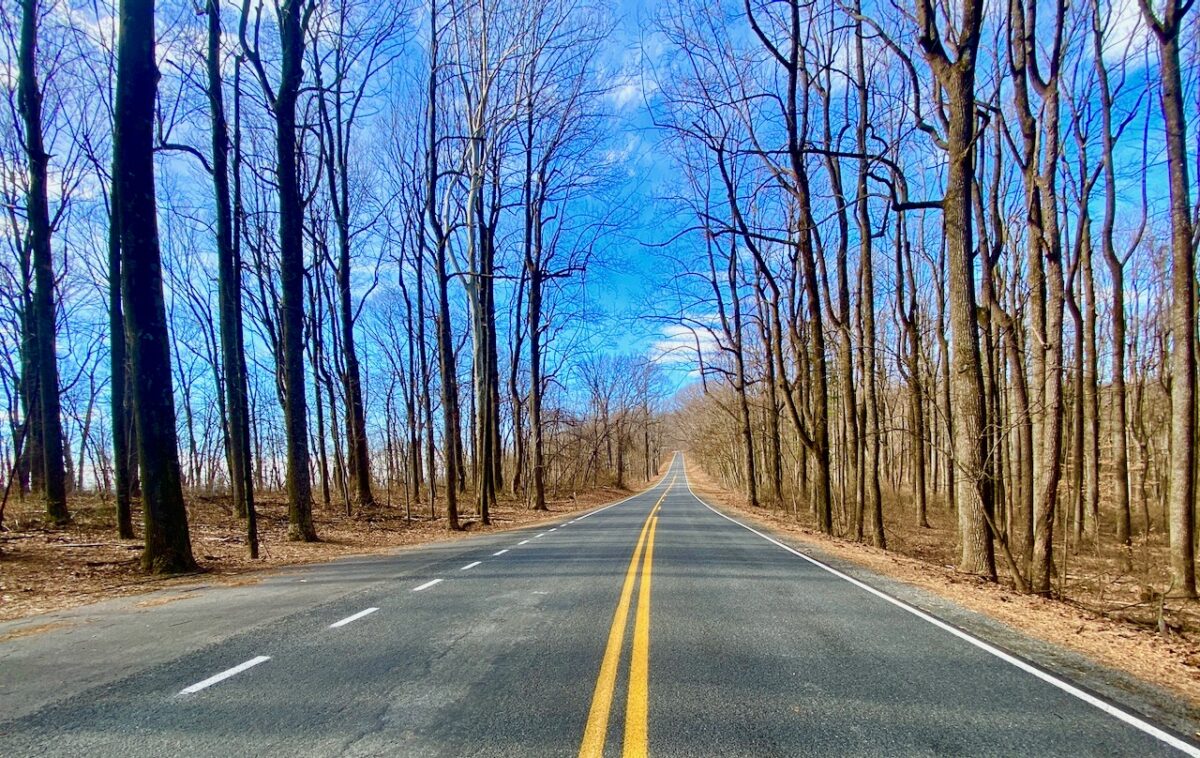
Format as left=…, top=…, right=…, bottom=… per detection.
left=4, top=0, right=1200, bottom=625
left=654, top=0, right=1200, bottom=615
left=1, top=0, right=662, bottom=575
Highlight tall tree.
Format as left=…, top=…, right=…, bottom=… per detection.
left=113, top=0, right=196, bottom=572
left=853, top=2, right=884, bottom=548
left=1140, top=0, right=1196, bottom=598
left=17, top=0, right=69, bottom=525
left=913, top=0, right=996, bottom=578
left=1093, top=0, right=1134, bottom=550
left=241, top=0, right=317, bottom=541
left=425, top=0, right=460, bottom=530
left=207, top=0, right=257, bottom=557
left=1010, top=0, right=1067, bottom=595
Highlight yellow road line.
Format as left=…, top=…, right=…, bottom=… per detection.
left=623, top=514, right=657, bottom=757
left=579, top=514, right=654, bottom=758
left=578, top=476, right=673, bottom=758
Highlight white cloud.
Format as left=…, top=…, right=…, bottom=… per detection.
left=650, top=323, right=720, bottom=367
left=604, top=69, right=658, bottom=112
left=1103, top=0, right=1152, bottom=64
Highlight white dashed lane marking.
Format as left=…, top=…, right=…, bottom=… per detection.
left=179, top=656, right=270, bottom=695
left=329, top=608, right=378, bottom=629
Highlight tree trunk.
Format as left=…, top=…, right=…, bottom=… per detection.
left=528, top=263, right=547, bottom=511
left=854, top=9, right=884, bottom=548
left=107, top=185, right=134, bottom=539
left=18, top=0, right=69, bottom=526
left=208, top=0, right=257, bottom=557
left=277, top=0, right=316, bottom=542
left=1143, top=0, right=1197, bottom=597
left=113, top=0, right=196, bottom=572
left=1093, top=3, right=1132, bottom=548
left=915, top=0, right=996, bottom=577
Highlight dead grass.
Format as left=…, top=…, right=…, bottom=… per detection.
left=0, top=480, right=644, bottom=622
left=684, top=459, right=1200, bottom=710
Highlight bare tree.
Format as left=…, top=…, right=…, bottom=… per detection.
left=240, top=0, right=317, bottom=541
left=114, top=0, right=195, bottom=572
left=1139, top=0, right=1196, bottom=598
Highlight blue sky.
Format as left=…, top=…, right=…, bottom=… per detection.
left=568, top=0, right=704, bottom=391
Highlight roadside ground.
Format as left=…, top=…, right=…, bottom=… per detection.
left=0, top=480, right=647, bottom=623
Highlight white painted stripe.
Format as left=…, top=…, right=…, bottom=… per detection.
left=412, top=578, right=443, bottom=592
left=549, top=527, right=557, bottom=532
left=461, top=561, right=481, bottom=571
left=329, top=607, right=379, bottom=628
left=535, top=533, right=546, bottom=538
left=179, top=656, right=270, bottom=695
left=518, top=539, right=530, bottom=545
left=678, top=463, right=1200, bottom=756
left=493, top=549, right=509, bottom=556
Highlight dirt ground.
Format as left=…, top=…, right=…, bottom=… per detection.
left=0, top=480, right=645, bottom=623
left=682, top=459, right=1200, bottom=710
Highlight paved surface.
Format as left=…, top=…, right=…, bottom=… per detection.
left=1, top=454, right=1197, bottom=756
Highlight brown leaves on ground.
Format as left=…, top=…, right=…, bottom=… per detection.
left=0, top=483, right=638, bottom=623
left=683, top=461, right=1200, bottom=710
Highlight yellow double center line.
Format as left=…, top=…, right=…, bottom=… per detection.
left=578, top=474, right=673, bottom=758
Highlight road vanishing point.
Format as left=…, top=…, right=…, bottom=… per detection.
left=1, top=454, right=1197, bottom=756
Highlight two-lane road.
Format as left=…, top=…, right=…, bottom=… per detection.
left=0, top=454, right=1195, bottom=756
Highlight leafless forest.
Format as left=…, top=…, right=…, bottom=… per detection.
left=656, top=0, right=1200, bottom=610
left=4, top=0, right=1200, bottom=625
left=1, top=0, right=662, bottom=573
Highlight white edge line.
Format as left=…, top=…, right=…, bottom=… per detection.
left=329, top=607, right=379, bottom=629
left=677, top=459, right=1200, bottom=757
left=179, top=656, right=270, bottom=695
left=493, top=549, right=509, bottom=556
left=518, top=539, right=530, bottom=545
left=461, top=561, right=481, bottom=570
left=412, top=578, right=443, bottom=592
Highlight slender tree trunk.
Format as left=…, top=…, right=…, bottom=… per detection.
left=309, top=287, right=332, bottom=508
left=313, top=64, right=375, bottom=510
left=107, top=185, right=134, bottom=538
left=426, top=0, right=459, bottom=529
left=208, top=0, right=257, bottom=557
left=854, top=9, right=883, bottom=547
left=416, top=250, right=438, bottom=517
left=18, top=0, right=69, bottom=526
left=1093, top=3, right=1132, bottom=548
left=1142, top=0, right=1197, bottom=597
left=896, top=219, right=929, bottom=528
left=528, top=263, right=547, bottom=511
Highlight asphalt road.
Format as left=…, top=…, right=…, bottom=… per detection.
left=1, top=454, right=1197, bottom=756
